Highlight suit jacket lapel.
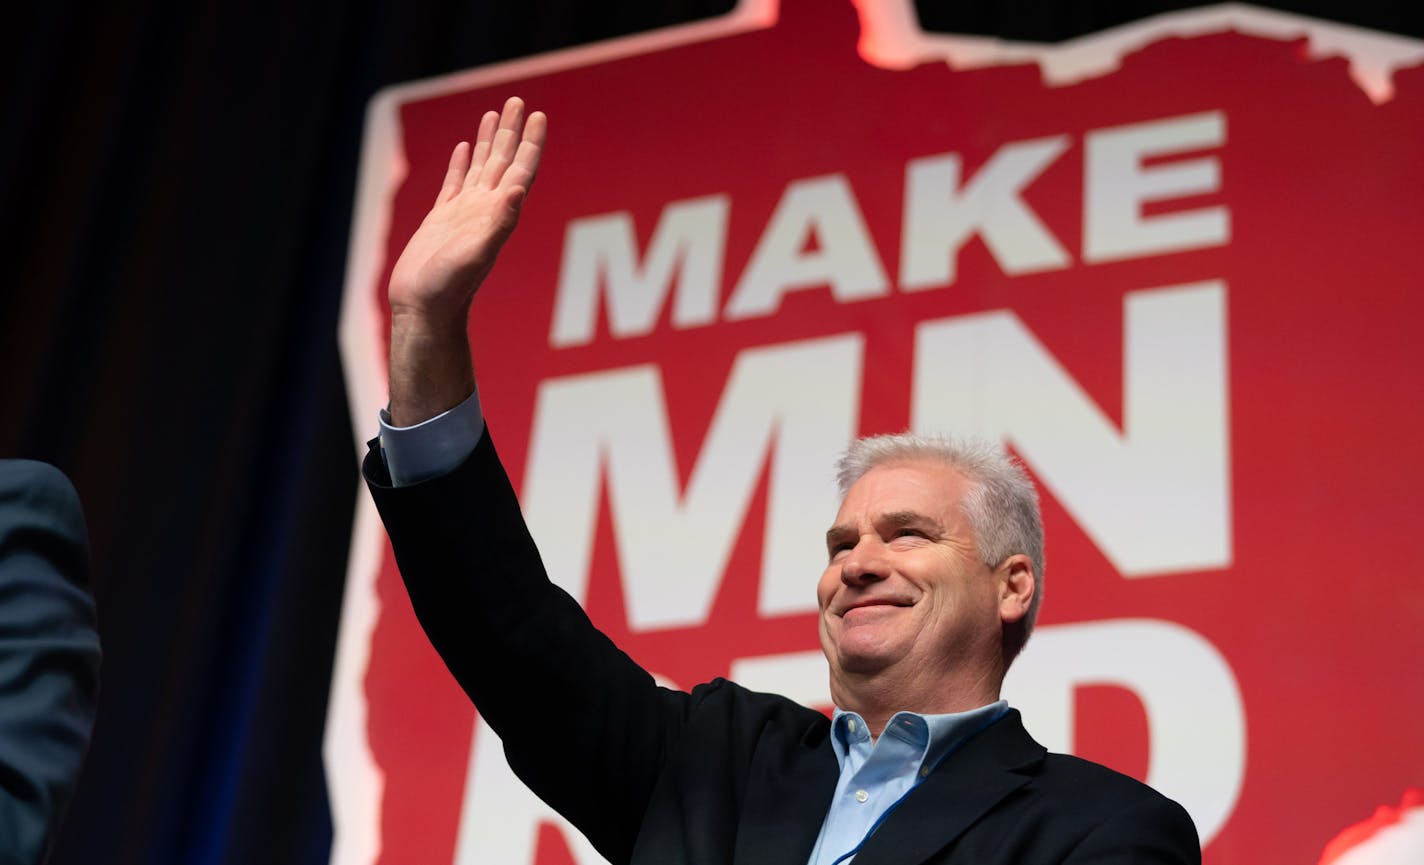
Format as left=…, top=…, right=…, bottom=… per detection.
left=852, top=710, right=1046, bottom=865
left=733, top=719, right=840, bottom=865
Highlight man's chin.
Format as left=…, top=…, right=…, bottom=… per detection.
left=833, top=643, right=898, bottom=676
left=823, top=618, right=909, bottom=677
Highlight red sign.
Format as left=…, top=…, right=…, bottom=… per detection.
left=334, top=2, right=1424, bottom=863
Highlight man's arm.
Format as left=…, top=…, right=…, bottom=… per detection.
left=365, top=101, right=691, bottom=863
left=0, top=460, right=101, bottom=865
left=385, top=96, right=546, bottom=428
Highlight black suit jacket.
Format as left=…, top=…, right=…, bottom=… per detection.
left=365, top=431, right=1200, bottom=864
left=0, top=461, right=101, bottom=865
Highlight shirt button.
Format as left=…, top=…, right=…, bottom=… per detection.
left=920, top=767, right=930, bottom=778
left=847, top=719, right=857, bottom=733
left=855, top=789, right=869, bottom=803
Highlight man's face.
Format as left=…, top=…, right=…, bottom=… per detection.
left=817, top=460, right=1008, bottom=687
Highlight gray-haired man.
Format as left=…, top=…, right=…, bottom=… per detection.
left=364, top=97, right=1199, bottom=864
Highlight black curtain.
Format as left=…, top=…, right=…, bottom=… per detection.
left=2, top=2, right=1416, bottom=863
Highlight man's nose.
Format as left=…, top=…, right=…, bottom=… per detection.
left=841, top=537, right=888, bottom=585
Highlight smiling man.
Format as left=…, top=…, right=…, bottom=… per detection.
left=363, top=98, right=1201, bottom=864
left=820, top=439, right=1039, bottom=734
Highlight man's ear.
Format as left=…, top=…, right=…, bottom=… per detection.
left=998, top=554, right=1036, bottom=624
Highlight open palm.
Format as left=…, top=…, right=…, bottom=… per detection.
left=389, top=97, right=547, bottom=321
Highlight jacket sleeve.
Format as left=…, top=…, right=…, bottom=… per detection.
left=0, top=461, right=102, bottom=865
left=363, top=429, right=689, bottom=864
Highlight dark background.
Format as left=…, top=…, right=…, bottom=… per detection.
left=4, top=2, right=1419, bottom=862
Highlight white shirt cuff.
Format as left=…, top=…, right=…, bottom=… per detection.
left=378, top=389, right=485, bottom=486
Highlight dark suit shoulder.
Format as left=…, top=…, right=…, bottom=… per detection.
left=1028, top=753, right=1201, bottom=862
left=1038, top=751, right=1176, bottom=798
left=930, top=713, right=1199, bottom=863
left=683, top=677, right=831, bottom=747
left=0, top=459, right=76, bottom=491
left=0, top=461, right=88, bottom=553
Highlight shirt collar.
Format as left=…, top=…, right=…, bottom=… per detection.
left=830, top=700, right=1010, bottom=772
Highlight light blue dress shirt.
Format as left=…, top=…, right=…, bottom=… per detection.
left=808, top=702, right=1009, bottom=865
left=377, top=390, right=1014, bottom=864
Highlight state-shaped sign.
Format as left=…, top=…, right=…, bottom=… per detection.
left=335, top=3, right=1424, bottom=864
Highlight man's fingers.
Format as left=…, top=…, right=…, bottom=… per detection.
left=500, top=111, right=547, bottom=197
left=475, top=97, right=527, bottom=189
left=467, top=110, right=500, bottom=182
left=436, top=141, right=471, bottom=205
left=500, top=95, right=526, bottom=125
left=522, top=110, right=548, bottom=167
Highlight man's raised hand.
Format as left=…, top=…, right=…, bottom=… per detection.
left=387, top=97, right=546, bottom=425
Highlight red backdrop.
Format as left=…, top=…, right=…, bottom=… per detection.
left=335, top=2, right=1424, bottom=863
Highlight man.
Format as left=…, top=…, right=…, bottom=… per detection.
left=364, top=97, right=1200, bottom=863
left=0, top=460, right=101, bottom=864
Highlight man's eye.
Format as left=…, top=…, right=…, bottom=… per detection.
left=895, top=528, right=927, bottom=539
